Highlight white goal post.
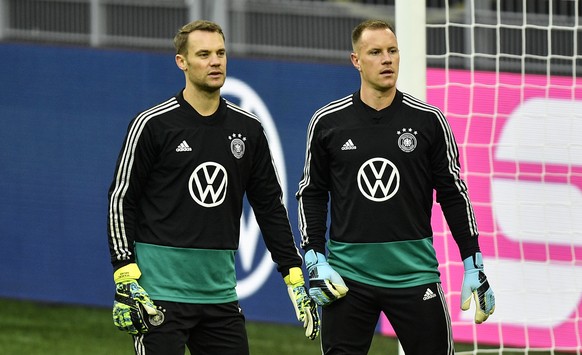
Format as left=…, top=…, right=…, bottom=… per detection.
left=396, top=0, right=427, bottom=101
left=392, top=0, right=582, bottom=354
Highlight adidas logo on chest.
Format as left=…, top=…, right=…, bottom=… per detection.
left=176, top=140, right=192, bottom=152
left=341, top=139, right=357, bottom=151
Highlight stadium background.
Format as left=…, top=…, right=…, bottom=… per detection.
left=1, top=0, right=581, bottom=353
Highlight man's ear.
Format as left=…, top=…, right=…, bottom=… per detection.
left=350, top=52, right=361, bottom=71
left=175, top=54, right=187, bottom=71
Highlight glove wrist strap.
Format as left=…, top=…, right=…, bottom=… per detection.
left=305, top=249, right=327, bottom=269
left=463, top=252, right=484, bottom=271
left=284, top=267, right=305, bottom=287
left=114, top=263, right=142, bottom=283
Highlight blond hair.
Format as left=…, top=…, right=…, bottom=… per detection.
left=351, top=19, right=395, bottom=51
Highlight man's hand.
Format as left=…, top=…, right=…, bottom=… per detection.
left=112, top=264, right=160, bottom=334
left=304, top=250, right=348, bottom=306
left=461, top=252, right=495, bottom=324
left=284, top=267, right=320, bottom=340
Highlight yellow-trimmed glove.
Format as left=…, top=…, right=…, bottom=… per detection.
left=461, top=252, right=496, bottom=324
left=113, top=263, right=160, bottom=334
left=284, top=267, right=320, bottom=340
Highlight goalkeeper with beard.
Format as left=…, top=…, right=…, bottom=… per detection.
left=107, top=20, right=318, bottom=355
left=296, top=19, right=495, bottom=355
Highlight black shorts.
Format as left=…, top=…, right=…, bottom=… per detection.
left=132, top=300, right=249, bottom=355
left=321, top=278, right=454, bottom=355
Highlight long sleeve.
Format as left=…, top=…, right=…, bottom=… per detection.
left=430, top=109, right=480, bottom=260
left=245, top=127, right=302, bottom=275
left=296, top=108, right=333, bottom=255
left=107, top=108, right=160, bottom=271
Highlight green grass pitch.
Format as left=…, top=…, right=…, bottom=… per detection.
left=0, top=298, right=569, bottom=354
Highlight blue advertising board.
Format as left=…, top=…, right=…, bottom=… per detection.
left=0, top=43, right=359, bottom=324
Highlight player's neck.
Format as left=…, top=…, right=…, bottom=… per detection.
left=359, top=85, right=396, bottom=111
left=182, top=86, right=221, bottom=116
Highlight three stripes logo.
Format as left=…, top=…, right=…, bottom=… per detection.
left=176, top=140, right=192, bottom=152
left=423, top=288, right=436, bottom=301
left=341, top=139, right=357, bottom=150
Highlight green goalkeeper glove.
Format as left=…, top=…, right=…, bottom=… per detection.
left=112, top=264, right=160, bottom=334
left=284, top=267, right=320, bottom=340
left=461, top=252, right=496, bottom=324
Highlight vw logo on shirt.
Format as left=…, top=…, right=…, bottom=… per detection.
left=357, top=157, right=400, bottom=202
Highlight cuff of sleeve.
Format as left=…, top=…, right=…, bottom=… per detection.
left=113, top=263, right=141, bottom=283
left=457, top=238, right=480, bottom=261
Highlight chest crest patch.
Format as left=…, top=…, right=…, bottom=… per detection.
left=397, top=128, right=418, bottom=153
left=229, top=133, right=246, bottom=159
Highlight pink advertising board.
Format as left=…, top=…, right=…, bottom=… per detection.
left=380, top=68, right=582, bottom=351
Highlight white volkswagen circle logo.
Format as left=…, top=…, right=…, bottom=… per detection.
left=222, top=77, right=287, bottom=299
left=188, top=162, right=228, bottom=208
left=357, top=157, right=400, bottom=202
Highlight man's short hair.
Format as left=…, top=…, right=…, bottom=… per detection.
left=174, top=20, right=225, bottom=55
left=351, top=19, right=395, bottom=51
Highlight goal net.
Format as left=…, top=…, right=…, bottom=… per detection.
left=385, top=1, right=582, bottom=354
